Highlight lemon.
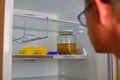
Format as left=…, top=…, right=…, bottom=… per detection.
left=36, top=46, right=48, bottom=55
left=24, top=46, right=36, bottom=55
left=18, top=47, right=25, bottom=54
left=19, top=46, right=36, bottom=55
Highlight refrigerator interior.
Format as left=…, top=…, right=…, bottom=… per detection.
left=12, top=0, right=99, bottom=80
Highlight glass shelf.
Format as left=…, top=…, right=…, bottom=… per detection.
left=13, top=15, right=80, bottom=32
left=13, top=76, right=87, bottom=80
left=12, top=54, right=88, bottom=60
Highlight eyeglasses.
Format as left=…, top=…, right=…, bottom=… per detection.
left=77, top=3, right=92, bottom=27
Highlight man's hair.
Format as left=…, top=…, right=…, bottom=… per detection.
left=88, top=0, right=120, bottom=9
left=101, top=0, right=109, bottom=3
left=88, top=0, right=120, bottom=20
left=109, top=0, right=120, bottom=20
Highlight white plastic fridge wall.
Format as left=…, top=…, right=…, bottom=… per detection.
left=12, top=59, right=89, bottom=80
left=12, top=59, right=58, bottom=78
left=58, top=59, right=89, bottom=79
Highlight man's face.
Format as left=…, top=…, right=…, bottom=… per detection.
left=84, top=0, right=120, bottom=58
left=85, top=1, right=112, bottom=53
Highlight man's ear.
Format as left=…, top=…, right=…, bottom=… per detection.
left=93, top=0, right=112, bottom=26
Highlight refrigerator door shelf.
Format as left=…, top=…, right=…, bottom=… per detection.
left=12, top=48, right=88, bottom=60
left=12, top=54, right=88, bottom=60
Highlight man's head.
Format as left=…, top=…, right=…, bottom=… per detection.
left=84, top=0, right=120, bottom=58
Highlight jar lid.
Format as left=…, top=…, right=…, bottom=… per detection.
left=59, top=30, right=73, bottom=35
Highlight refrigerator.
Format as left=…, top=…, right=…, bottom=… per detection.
left=2, top=0, right=115, bottom=80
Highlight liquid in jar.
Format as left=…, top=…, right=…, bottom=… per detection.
left=57, top=30, right=76, bottom=55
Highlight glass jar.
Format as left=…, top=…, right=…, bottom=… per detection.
left=57, top=30, right=76, bottom=55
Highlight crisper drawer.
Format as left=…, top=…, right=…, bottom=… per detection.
left=12, top=76, right=87, bottom=80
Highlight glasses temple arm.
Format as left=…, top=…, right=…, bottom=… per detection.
left=77, top=3, right=92, bottom=22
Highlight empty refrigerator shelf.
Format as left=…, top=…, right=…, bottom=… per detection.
left=13, top=14, right=81, bottom=32
left=12, top=76, right=87, bottom=80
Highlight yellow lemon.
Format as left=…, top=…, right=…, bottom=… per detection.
left=19, top=46, right=36, bottom=55
left=24, top=46, right=36, bottom=55
left=36, top=46, right=48, bottom=55
left=18, top=47, right=25, bottom=54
